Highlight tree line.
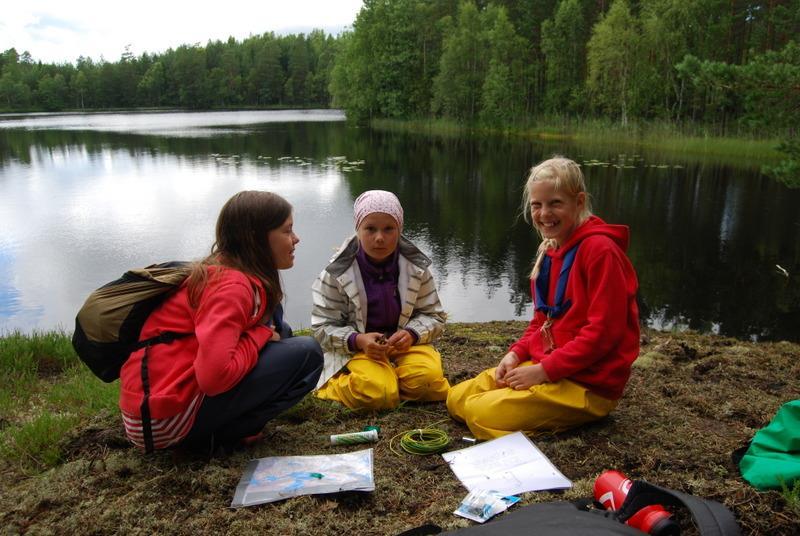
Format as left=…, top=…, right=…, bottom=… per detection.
left=330, top=0, right=799, bottom=133
left=1, top=0, right=798, bottom=141
left=0, top=31, right=337, bottom=111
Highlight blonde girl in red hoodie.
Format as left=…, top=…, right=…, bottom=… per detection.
left=447, top=157, right=639, bottom=439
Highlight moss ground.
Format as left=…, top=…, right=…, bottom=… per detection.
left=1, top=323, right=798, bottom=535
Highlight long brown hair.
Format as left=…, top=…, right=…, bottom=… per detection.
left=186, top=191, right=292, bottom=313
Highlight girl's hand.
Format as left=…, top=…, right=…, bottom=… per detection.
left=494, top=352, right=520, bottom=386
left=269, top=325, right=281, bottom=342
left=356, top=332, right=390, bottom=360
left=503, top=363, right=550, bottom=390
left=386, top=329, right=413, bottom=355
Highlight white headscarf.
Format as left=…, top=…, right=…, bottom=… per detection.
left=353, top=190, right=404, bottom=230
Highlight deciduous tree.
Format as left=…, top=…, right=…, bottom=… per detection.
left=432, top=1, right=486, bottom=121
left=541, top=0, right=588, bottom=114
left=586, top=0, right=640, bottom=125
left=481, top=5, right=527, bottom=123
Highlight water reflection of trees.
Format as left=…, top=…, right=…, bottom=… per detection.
left=341, top=130, right=544, bottom=313
left=2, top=123, right=798, bottom=341
left=601, top=160, right=800, bottom=341
left=341, top=129, right=800, bottom=341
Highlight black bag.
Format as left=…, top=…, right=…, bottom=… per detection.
left=72, top=261, right=191, bottom=382
left=440, top=501, right=644, bottom=535
left=403, top=480, right=740, bottom=536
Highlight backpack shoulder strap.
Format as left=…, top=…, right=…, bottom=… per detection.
left=618, top=481, right=740, bottom=536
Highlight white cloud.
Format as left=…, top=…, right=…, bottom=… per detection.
left=1, top=0, right=362, bottom=64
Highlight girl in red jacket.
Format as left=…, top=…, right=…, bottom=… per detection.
left=119, top=191, right=323, bottom=453
left=447, top=157, right=639, bottom=439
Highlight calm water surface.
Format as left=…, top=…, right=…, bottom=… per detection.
left=1, top=110, right=798, bottom=341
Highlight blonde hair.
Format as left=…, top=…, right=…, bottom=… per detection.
left=521, top=156, right=592, bottom=280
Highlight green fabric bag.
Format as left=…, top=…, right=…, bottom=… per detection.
left=739, top=399, right=800, bottom=490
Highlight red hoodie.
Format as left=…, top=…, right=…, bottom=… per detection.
left=119, top=267, right=273, bottom=419
left=509, top=216, right=640, bottom=400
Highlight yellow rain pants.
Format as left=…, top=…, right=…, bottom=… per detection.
left=316, top=344, right=450, bottom=410
left=446, top=363, right=617, bottom=440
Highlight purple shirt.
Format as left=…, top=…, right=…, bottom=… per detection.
left=357, top=245, right=401, bottom=334
left=346, top=246, right=418, bottom=351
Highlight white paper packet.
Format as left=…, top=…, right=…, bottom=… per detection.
left=453, top=489, right=521, bottom=523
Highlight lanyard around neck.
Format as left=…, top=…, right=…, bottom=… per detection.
left=535, top=243, right=580, bottom=319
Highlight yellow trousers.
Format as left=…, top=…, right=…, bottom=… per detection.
left=316, top=344, right=450, bottom=410
left=446, top=363, right=617, bottom=440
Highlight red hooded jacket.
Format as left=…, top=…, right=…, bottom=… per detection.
left=119, top=267, right=273, bottom=419
left=509, top=216, right=640, bottom=400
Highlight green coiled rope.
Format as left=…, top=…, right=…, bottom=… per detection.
left=390, top=427, right=450, bottom=456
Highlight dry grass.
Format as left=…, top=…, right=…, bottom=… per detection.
left=1, top=322, right=798, bottom=535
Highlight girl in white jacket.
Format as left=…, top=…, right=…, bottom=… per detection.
left=311, top=190, right=450, bottom=410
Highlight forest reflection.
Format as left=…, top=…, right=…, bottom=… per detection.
left=1, top=119, right=797, bottom=340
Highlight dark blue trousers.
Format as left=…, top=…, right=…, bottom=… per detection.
left=182, top=316, right=322, bottom=451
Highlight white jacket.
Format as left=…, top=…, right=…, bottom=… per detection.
left=311, top=235, right=447, bottom=388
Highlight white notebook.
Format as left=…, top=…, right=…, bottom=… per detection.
left=442, top=432, right=572, bottom=496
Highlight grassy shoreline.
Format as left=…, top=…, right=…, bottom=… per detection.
left=371, top=117, right=784, bottom=167
left=1, top=324, right=799, bottom=534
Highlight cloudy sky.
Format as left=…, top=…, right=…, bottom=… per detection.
left=1, top=0, right=363, bottom=64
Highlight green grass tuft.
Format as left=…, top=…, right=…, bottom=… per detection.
left=0, top=411, right=79, bottom=472
left=0, top=331, right=116, bottom=473
left=46, top=366, right=120, bottom=415
left=781, top=479, right=800, bottom=517
left=0, top=329, right=77, bottom=381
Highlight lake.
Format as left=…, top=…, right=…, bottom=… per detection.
left=1, top=110, right=798, bottom=341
